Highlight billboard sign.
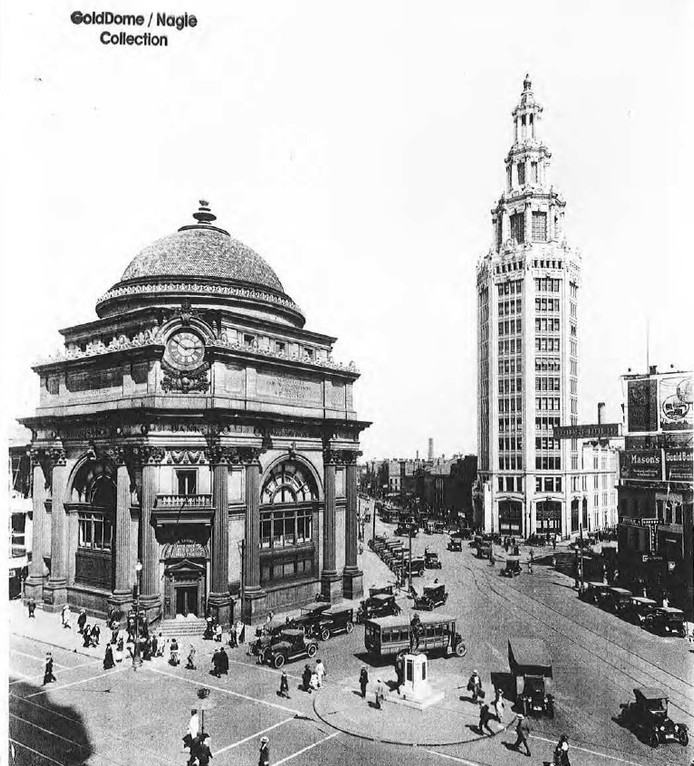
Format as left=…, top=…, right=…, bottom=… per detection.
left=659, top=373, right=693, bottom=432
left=664, top=447, right=693, bottom=483
left=619, top=450, right=664, bottom=481
left=627, top=378, right=658, bottom=433
left=554, top=423, right=621, bottom=440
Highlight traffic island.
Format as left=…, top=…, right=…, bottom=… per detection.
left=312, top=678, right=510, bottom=746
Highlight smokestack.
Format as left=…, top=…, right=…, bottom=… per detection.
left=428, top=438, right=434, bottom=461
left=416, top=450, right=419, bottom=460
left=597, top=402, right=605, bottom=425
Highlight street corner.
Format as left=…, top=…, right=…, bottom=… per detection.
left=312, top=678, right=508, bottom=746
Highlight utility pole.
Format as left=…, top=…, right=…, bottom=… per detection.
left=408, top=525, right=413, bottom=592
left=578, top=523, right=585, bottom=593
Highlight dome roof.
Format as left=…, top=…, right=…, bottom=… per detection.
left=121, top=221, right=284, bottom=293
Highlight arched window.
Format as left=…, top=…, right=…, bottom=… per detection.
left=259, top=460, right=319, bottom=586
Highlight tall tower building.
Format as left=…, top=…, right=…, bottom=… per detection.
left=476, top=75, right=582, bottom=538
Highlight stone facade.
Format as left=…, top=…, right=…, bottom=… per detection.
left=21, top=202, right=369, bottom=625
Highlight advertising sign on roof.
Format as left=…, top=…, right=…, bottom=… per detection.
left=664, top=447, right=693, bottom=482
left=553, top=423, right=620, bottom=440
left=619, top=450, right=663, bottom=481
left=659, top=374, right=693, bottom=432
left=627, top=378, right=658, bottom=433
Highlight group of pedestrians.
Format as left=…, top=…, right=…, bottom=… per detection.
left=299, top=658, right=326, bottom=693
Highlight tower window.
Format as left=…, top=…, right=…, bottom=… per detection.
left=531, top=162, right=538, bottom=183
left=532, top=212, right=547, bottom=241
left=517, top=163, right=526, bottom=186
left=510, top=213, right=525, bottom=244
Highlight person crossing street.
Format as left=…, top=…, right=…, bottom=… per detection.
left=510, top=714, right=531, bottom=756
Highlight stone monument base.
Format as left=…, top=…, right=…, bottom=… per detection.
left=386, top=686, right=445, bottom=711
left=386, top=652, right=445, bottom=711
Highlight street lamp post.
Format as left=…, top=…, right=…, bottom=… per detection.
left=133, top=560, right=143, bottom=670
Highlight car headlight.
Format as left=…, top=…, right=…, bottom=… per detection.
left=660, top=726, right=665, bottom=731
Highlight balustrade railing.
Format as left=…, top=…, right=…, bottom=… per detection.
left=155, top=494, right=213, bottom=508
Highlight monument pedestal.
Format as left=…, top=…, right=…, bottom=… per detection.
left=386, top=653, right=444, bottom=711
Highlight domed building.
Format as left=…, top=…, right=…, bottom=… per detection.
left=21, top=202, right=368, bottom=626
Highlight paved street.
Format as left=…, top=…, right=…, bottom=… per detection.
left=8, top=496, right=693, bottom=765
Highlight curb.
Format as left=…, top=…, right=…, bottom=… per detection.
left=311, top=686, right=517, bottom=748
left=11, top=629, right=101, bottom=660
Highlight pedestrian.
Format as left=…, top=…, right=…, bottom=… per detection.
left=43, top=652, right=56, bottom=684
left=156, top=632, right=165, bottom=657
left=110, top=620, right=120, bottom=645
left=77, top=609, right=87, bottom=634
left=489, top=549, right=495, bottom=567
left=478, top=702, right=495, bottom=735
left=214, top=622, right=223, bottom=642
left=359, top=666, right=369, bottom=699
left=529, top=549, right=534, bottom=564
left=169, top=637, right=180, bottom=666
left=204, top=615, right=214, bottom=641
left=492, top=688, right=505, bottom=722
left=61, top=603, right=71, bottom=629
left=211, top=647, right=222, bottom=677
left=183, top=709, right=200, bottom=766
left=315, top=658, right=326, bottom=687
left=186, top=645, right=197, bottom=670
left=527, top=560, right=533, bottom=574
left=90, top=624, right=101, bottom=646
left=82, top=625, right=92, bottom=648
left=513, top=545, right=520, bottom=556
left=467, top=670, right=483, bottom=704
left=150, top=632, right=158, bottom=658
left=553, top=734, right=571, bottom=766
left=267, top=610, right=275, bottom=623
left=551, top=555, right=557, bottom=570
left=278, top=670, right=290, bottom=698
left=27, top=596, right=36, bottom=618
left=258, top=736, right=270, bottom=766
left=302, top=664, right=313, bottom=693
left=394, top=653, right=404, bottom=693
left=218, top=645, right=229, bottom=675
left=309, top=669, right=319, bottom=692
left=374, top=678, right=386, bottom=710
left=229, top=621, right=238, bottom=648
left=103, top=644, right=115, bottom=670
left=114, top=637, right=124, bottom=663
left=511, top=714, right=531, bottom=756
left=553, top=535, right=557, bottom=551
left=504, top=538, right=510, bottom=553
left=196, top=734, right=212, bottom=766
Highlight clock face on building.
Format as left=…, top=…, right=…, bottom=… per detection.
left=165, top=331, right=205, bottom=370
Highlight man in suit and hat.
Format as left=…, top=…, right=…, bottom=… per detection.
left=258, top=736, right=270, bottom=766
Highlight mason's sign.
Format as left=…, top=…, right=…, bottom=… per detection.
left=553, top=423, right=621, bottom=440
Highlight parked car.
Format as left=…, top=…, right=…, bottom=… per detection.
left=249, top=620, right=286, bottom=657
left=603, top=587, right=633, bottom=615
left=578, top=581, right=611, bottom=605
left=525, top=534, right=546, bottom=547
left=447, top=537, right=463, bottom=552
left=424, top=548, right=442, bottom=569
left=644, top=607, right=686, bottom=637
left=617, top=687, right=688, bottom=747
left=413, top=584, right=448, bottom=611
left=263, top=629, right=318, bottom=668
left=316, top=605, right=355, bottom=640
left=623, top=596, right=658, bottom=626
left=476, top=542, right=492, bottom=559
left=356, top=586, right=402, bottom=623
left=402, top=555, right=426, bottom=577
left=291, top=601, right=332, bottom=637
left=501, top=556, right=522, bottom=577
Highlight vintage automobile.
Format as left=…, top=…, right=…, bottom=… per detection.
left=623, top=596, right=658, bottom=626
left=644, top=606, right=686, bottom=637
left=617, top=687, right=689, bottom=747
left=290, top=601, right=332, bottom=637
left=578, top=581, right=611, bottom=605
left=316, top=605, right=355, bottom=640
left=364, top=613, right=467, bottom=658
left=476, top=541, right=492, bottom=559
left=447, top=537, right=463, bottom=552
left=263, top=629, right=318, bottom=668
left=249, top=620, right=286, bottom=657
left=458, top=527, right=474, bottom=540
left=425, top=548, right=442, bottom=569
left=569, top=537, right=593, bottom=551
left=508, top=638, right=554, bottom=718
left=402, top=555, right=426, bottom=577
left=525, top=534, right=547, bottom=547
left=369, top=533, right=387, bottom=550
left=356, top=586, right=402, bottom=623
left=424, top=520, right=436, bottom=535
left=395, top=523, right=418, bottom=537
left=501, top=556, right=522, bottom=577
left=413, top=584, right=448, bottom=611
left=603, top=587, right=633, bottom=615
left=434, top=521, right=446, bottom=534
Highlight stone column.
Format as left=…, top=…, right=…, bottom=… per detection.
left=43, top=449, right=69, bottom=610
left=321, top=449, right=341, bottom=601
left=139, top=447, right=163, bottom=620
left=208, top=449, right=232, bottom=627
left=342, top=451, right=363, bottom=600
left=108, top=452, right=133, bottom=618
left=24, top=455, right=50, bottom=602
left=242, top=448, right=265, bottom=623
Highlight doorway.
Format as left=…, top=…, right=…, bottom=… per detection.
left=175, top=585, right=199, bottom=616
left=164, top=559, right=206, bottom=620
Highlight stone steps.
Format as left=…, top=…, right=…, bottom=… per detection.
left=158, top=618, right=207, bottom=637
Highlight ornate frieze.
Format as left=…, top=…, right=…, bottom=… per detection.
left=135, top=446, right=166, bottom=465
left=166, top=448, right=208, bottom=465
left=31, top=446, right=67, bottom=490
left=323, top=447, right=361, bottom=466
left=160, top=359, right=211, bottom=394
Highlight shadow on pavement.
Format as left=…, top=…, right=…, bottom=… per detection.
left=9, top=677, right=94, bottom=765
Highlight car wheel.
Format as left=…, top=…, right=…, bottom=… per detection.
left=678, top=730, right=689, bottom=746
left=273, top=653, right=286, bottom=669
left=320, top=628, right=331, bottom=641
left=307, top=643, right=318, bottom=658
left=394, top=605, right=402, bottom=615
left=649, top=730, right=660, bottom=748
left=345, top=621, right=354, bottom=634
left=455, top=642, right=467, bottom=657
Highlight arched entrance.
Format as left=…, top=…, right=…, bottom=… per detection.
left=164, top=559, right=206, bottom=617
left=498, top=499, right=522, bottom=535
left=538, top=500, right=562, bottom=534
left=259, top=459, right=319, bottom=588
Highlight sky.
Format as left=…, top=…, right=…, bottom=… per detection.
left=1, top=0, right=692, bottom=462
